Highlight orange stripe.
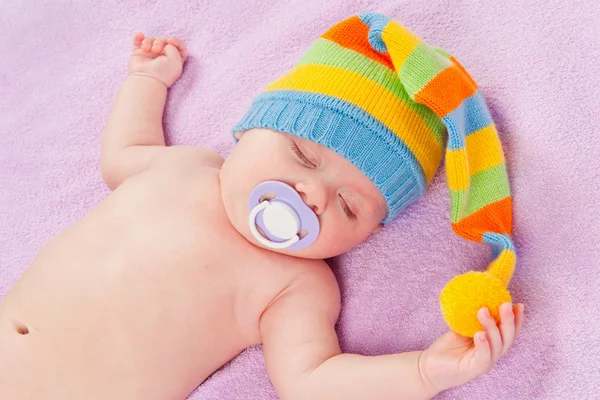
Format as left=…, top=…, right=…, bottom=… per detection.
left=415, top=63, right=478, bottom=117
left=321, top=15, right=395, bottom=71
left=450, top=56, right=477, bottom=89
left=451, top=197, right=513, bottom=241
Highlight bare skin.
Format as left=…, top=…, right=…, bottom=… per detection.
left=0, top=34, right=524, bottom=400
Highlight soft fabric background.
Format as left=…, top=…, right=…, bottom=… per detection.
left=1, top=0, right=599, bottom=399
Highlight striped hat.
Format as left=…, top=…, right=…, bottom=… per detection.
left=232, top=12, right=517, bottom=336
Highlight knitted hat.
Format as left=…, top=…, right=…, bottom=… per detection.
left=232, top=12, right=517, bottom=337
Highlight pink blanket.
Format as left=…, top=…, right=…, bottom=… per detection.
left=1, top=0, right=599, bottom=398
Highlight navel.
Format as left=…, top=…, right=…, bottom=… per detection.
left=14, top=321, right=30, bottom=335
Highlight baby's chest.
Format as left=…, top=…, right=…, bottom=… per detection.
left=116, top=167, right=230, bottom=247
left=112, top=169, right=296, bottom=333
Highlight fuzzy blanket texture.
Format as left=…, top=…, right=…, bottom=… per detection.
left=1, top=0, right=599, bottom=399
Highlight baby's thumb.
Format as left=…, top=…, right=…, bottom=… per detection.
left=164, top=44, right=182, bottom=63
left=470, top=331, right=492, bottom=378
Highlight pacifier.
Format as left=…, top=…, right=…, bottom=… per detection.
left=248, top=181, right=320, bottom=250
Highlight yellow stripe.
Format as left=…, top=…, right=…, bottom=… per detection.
left=445, top=148, right=470, bottom=191
left=265, top=64, right=442, bottom=183
left=381, top=20, right=422, bottom=67
left=445, top=124, right=506, bottom=191
left=466, top=124, right=505, bottom=175
left=487, top=248, right=516, bottom=287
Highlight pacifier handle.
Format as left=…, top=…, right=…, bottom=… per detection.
left=248, top=201, right=300, bottom=249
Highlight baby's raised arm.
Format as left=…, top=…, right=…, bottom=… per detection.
left=101, top=34, right=222, bottom=191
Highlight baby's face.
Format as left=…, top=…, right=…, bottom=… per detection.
left=220, top=128, right=387, bottom=259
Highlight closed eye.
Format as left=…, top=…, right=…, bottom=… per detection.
left=291, top=142, right=317, bottom=168
left=339, top=194, right=356, bottom=220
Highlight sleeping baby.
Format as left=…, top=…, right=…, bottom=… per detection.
left=0, top=12, right=524, bottom=400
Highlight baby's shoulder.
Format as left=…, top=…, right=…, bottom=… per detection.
left=282, top=258, right=341, bottom=305
left=258, top=257, right=341, bottom=329
left=144, top=146, right=223, bottom=189
left=158, top=145, right=224, bottom=172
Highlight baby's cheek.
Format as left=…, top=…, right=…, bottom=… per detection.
left=314, top=224, right=354, bottom=257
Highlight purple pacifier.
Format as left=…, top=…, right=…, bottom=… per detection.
left=248, top=181, right=320, bottom=250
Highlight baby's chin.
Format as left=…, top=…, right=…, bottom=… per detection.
left=251, top=231, right=349, bottom=260
left=263, top=247, right=334, bottom=260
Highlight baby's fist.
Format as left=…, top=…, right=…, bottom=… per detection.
left=419, top=302, right=525, bottom=393
left=129, top=33, right=188, bottom=88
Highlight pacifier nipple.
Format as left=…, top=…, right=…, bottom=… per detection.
left=248, top=181, right=320, bottom=250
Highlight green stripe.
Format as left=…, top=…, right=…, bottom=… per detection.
left=432, top=46, right=452, bottom=60
left=296, top=38, right=445, bottom=146
left=450, top=163, right=511, bottom=222
left=400, top=43, right=451, bottom=98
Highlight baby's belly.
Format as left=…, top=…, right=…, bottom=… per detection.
left=0, top=235, right=253, bottom=399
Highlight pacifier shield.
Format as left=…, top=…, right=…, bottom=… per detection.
left=248, top=181, right=320, bottom=250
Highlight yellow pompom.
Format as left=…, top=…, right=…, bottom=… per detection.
left=440, top=271, right=511, bottom=337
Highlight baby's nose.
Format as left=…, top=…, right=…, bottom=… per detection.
left=295, top=181, right=328, bottom=215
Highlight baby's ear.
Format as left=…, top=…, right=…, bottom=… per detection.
left=372, top=224, right=383, bottom=234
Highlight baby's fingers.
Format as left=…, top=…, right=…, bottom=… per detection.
left=163, top=44, right=182, bottom=63
left=133, top=32, right=144, bottom=50
left=167, top=38, right=187, bottom=61
left=151, top=39, right=166, bottom=54
left=142, top=36, right=155, bottom=52
left=514, top=303, right=525, bottom=338
left=499, top=302, right=516, bottom=357
left=478, top=307, right=503, bottom=363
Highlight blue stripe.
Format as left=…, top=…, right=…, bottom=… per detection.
left=232, top=89, right=427, bottom=223
left=358, top=12, right=391, bottom=54
left=483, top=232, right=515, bottom=258
left=445, top=90, right=494, bottom=150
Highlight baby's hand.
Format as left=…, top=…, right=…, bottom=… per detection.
left=419, top=302, right=525, bottom=393
left=129, top=33, right=188, bottom=88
